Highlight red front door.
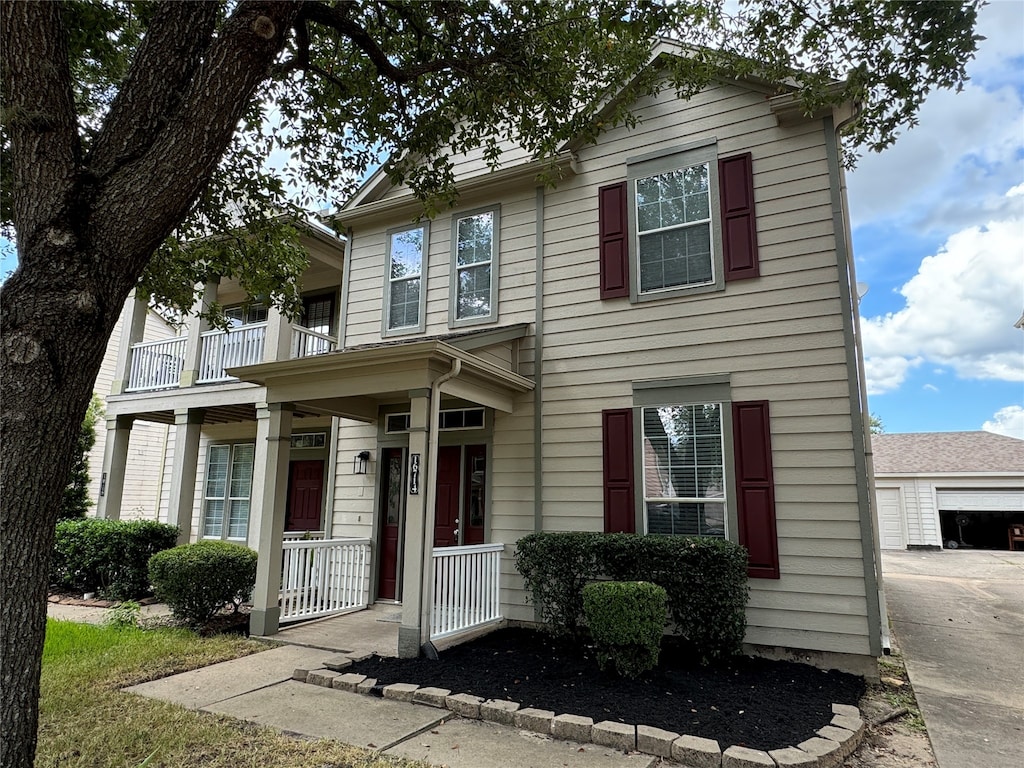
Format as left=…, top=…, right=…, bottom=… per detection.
left=377, top=448, right=404, bottom=601
left=286, top=460, right=324, bottom=532
left=434, top=446, right=461, bottom=547
left=463, top=445, right=487, bottom=545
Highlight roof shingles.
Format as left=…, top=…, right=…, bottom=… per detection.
left=872, top=431, right=1024, bottom=475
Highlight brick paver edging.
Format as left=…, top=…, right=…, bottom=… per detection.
left=293, top=660, right=865, bottom=767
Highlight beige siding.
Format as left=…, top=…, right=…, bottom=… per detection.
left=330, top=419, right=379, bottom=539
left=89, top=304, right=178, bottom=520
left=536, top=81, right=870, bottom=656
left=338, top=78, right=872, bottom=660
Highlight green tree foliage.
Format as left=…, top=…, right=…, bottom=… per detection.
left=59, top=395, right=103, bottom=521
left=870, top=413, right=885, bottom=434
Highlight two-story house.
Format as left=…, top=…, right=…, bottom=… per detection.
left=98, top=44, right=884, bottom=675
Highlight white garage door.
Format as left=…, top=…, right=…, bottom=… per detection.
left=936, top=490, right=1024, bottom=512
left=876, top=488, right=906, bottom=549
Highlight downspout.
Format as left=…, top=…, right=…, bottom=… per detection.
left=827, top=106, right=889, bottom=657
left=419, top=357, right=463, bottom=642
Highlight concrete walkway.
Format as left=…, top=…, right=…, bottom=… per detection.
left=125, top=644, right=658, bottom=768
left=47, top=601, right=655, bottom=767
left=881, top=550, right=1024, bottom=768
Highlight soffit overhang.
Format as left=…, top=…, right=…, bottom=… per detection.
left=229, top=338, right=534, bottom=421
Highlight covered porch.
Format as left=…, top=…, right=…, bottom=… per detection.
left=232, top=332, right=533, bottom=657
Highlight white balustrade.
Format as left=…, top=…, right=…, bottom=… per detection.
left=197, top=322, right=267, bottom=383
left=280, top=537, right=370, bottom=622
left=282, top=530, right=326, bottom=541
left=430, top=543, right=504, bottom=640
left=125, top=337, right=187, bottom=392
left=291, top=326, right=337, bottom=359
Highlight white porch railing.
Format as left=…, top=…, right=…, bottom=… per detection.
left=197, top=322, right=267, bottom=383
left=280, top=537, right=370, bottom=622
left=125, top=337, right=187, bottom=392
left=430, top=543, right=503, bottom=640
left=282, top=530, right=326, bottom=541
left=291, top=326, right=337, bottom=359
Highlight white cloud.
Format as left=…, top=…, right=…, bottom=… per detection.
left=983, top=405, right=1024, bottom=440
left=847, top=1, right=1024, bottom=234
left=922, top=383, right=939, bottom=393
left=861, top=199, right=1024, bottom=394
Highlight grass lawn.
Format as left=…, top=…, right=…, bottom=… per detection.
left=38, top=619, right=425, bottom=768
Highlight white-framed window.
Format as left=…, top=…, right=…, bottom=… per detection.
left=202, top=443, right=255, bottom=540
left=383, top=223, right=428, bottom=335
left=384, top=407, right=485, bottom=434
left=636, top=163, right=713, bottom=292
left=224, top=303, right=268, bottom=327
left=449, top=205, right=499, bottom=327
left=641, top=403, right=727, bottom=537
left=291, top=432, right=326, bottom=449
left=627, top=142, right=724, bottom=301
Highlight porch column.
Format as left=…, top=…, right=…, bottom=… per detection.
left=96, top=415, right=134, bottom=519
left=109, top=291, right=148, bottom=395
left=398, top=390, right=431, bottom=657
left=180, top=278, right=219, bottom=387
left=250, top=403, right=294, bottom=637
left=166, top=408, right=205, bottom=545
left=263, top=305, right=294, bottom=363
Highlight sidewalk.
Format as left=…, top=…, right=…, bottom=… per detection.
left=125, top=644, right=658, bottom=768
left=47, top=601, right=655, bottom=767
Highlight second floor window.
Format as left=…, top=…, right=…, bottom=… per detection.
left=636, top=163, right=713, bottom=293
left=451, top=206, right=498, bottom=326
left=385, top=224, right=427, bottom=334
left=224, top=303, right=268, bottom=327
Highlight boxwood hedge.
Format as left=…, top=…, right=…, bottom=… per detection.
left=514, top=531, right=749, bottom=662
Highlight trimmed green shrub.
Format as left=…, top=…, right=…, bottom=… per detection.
left=513, top=531, right=602, bottom=639
left=148, top=541, right=257, bottom=627
left=583, top=581, right=667, bottom=677
left=51, top=518, right=179, bottom=599
left=514, top=531, right=749, bottom=662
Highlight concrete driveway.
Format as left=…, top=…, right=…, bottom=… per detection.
left=881, top=550, right=1024, bottom=768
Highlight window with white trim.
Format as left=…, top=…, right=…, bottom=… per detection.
left=203, top=443, right=255, bottom=540
left=641, top=404, right=726, bottom=537
left=450, top=206, right=498, bottom=326
left=384, top=224, right=427, bottom=334
left=636, top=163, right=713, bottom=292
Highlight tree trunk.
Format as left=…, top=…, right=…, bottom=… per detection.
left=0, top=4, right=301, bottom=766
left=0, top=250, right=117, bottom=768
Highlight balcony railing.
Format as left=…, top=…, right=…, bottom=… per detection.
left=430, top=543, right=504, bottom=640
left=125, top=337, right=187, bottom=392
left=124, top=321, right=337, bottom=391
left=292, top=326, right=337, bottom=358
left=197, top=322, right=268, bottom=384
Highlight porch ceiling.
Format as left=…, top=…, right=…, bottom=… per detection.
left=229, top=338, right=534, bottom=420
left=117, top=403, right=325, bottom=426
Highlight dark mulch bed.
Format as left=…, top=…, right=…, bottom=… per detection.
left=350, top=627, right=864, bottom=751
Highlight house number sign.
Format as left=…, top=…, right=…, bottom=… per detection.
left=409, top=454, right=420, bottom=495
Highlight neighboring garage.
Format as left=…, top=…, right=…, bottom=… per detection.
left=873, top=431, right=1024, bottom=550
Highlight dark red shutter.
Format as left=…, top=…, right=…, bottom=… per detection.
left=719, top=153, right=759, bottom=282
left=602, top=408, right=635, bottom=533
left=732, top=400, right=779, bottom=578
left=599, top=182, right=629, bottom=298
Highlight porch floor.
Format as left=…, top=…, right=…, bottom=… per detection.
left=262, top=602, right=402, bottom=658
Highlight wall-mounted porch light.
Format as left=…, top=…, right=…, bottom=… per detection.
left=354, top=450, right=371, bottom=475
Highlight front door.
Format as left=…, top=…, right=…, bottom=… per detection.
left=377, top=447, right=405, bottom=600
left=286, top=460, right=324, bottom=532
left=434, top=446, right=462, bottom=547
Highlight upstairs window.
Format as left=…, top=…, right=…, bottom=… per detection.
left=384, top=224, right=428, bottom=335
left=450, top=206, right=499, bottom=327
left=636, top=164, right=713, bottom=293
left=224, top=303, right=268, bottom=327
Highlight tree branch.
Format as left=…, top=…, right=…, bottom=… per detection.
left=0, top=1, right=79, bottom=261
left=90, top=1, right=302, bottom=285
left=89, top=1, right=222, bottom=180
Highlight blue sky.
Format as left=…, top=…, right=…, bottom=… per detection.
left=847, top=0, right=1024, bottom=439
left=3, top=3, right=1022, bottom=438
